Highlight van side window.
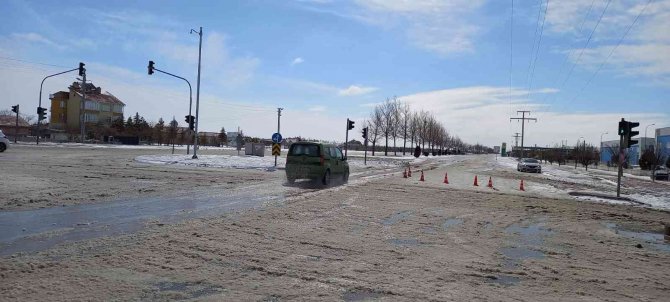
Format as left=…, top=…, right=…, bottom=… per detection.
left=328, top=147, right=336, bottom=158
left=335, top=148, right=343, bottom=160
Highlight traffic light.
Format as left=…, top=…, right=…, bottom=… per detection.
left=78, top=62, right=86, bottom=77
left=626, top=121, right=640, bottom=148
left=11, top=104, right=19, bottom=114
left=37, top=107, right=47, bottom=121
left=618, top=118, right=627, bottom=136
left=185, top=115, right=195, bottom=130
left=148, top=61, right=155, bottom=75
left=347, top=119, right=355, bottom=130
left=362, top=127, right=368, bottom=140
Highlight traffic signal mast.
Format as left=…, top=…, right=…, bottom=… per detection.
left=616, top=118, right=640, bottom=197
left=345, top=118, right=355, bottom=157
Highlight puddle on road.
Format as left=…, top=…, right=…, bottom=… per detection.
left=486, top=274, right=520, bottom=287
left=382, top=210, right=412, bottom=226
left=604, top=223, right=670, bottom=253
left=0, top=190, right=282, bottom=256
left=501, top=219, right=553, bottom=270
left=387, top=238, right=420, bottom=246
left=153, top=281, right=223, bottom=299
left=342, top=289, right=383, bottom=301
left=442, top=218, right=463, bottom=231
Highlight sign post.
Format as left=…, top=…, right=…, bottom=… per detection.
left=272, top=132, right=282, bottom=167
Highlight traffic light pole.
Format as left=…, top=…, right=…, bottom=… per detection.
left=13, top=105, right=19, bottom=143
left=345, top=119, right=350, bottom=158
left=191, top=26, right=203, bottom=160
left=617, top=134, right=623, bottom=197
left=38, top=68, right=78, bottom=145
left=152, top=68, right=193, bottom=155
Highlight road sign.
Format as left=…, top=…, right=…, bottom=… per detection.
left=272, top=133, right=282, bottom=143
left=272, top=143, right=281, bottom=156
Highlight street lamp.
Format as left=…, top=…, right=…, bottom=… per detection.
left=643, top=124, right=655, bottom=159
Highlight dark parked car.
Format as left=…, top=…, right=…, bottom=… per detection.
left=651, top=166, right=669, bottom=181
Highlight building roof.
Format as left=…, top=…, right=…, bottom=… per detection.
left=0, top=115, right=30, bottom=127
left=70, top=82, right=125, bottom=106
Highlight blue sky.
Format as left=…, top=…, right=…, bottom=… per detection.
left=0, top=0, right=668, bottom=147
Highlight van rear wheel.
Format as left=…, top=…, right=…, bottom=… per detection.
left=0, top=143, right=6, bottom=152
left=322, top=170, right=331, bottom=186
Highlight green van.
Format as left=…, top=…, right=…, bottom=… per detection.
left=285, top=142, right=350, bottom=186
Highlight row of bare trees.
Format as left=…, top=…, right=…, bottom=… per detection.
left=362, top=97, right=468, bottom=156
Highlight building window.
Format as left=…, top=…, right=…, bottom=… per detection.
left=84, top=113, right=98, bottom=122
left=85, top=101, right=99, bottom=111
left=60, top=101, right=65, bottom=108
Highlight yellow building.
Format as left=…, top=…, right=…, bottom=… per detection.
left=50, top=82, right=125, bottom=132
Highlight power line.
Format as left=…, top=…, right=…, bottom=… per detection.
left=537, top=0, right=598, bottom=113
left=524, top=0, right=545, bottom=92
left=0, top=56, right=71, bottom=69
left=567, top=0, right=654, bottom=105
left=525, top=0, right=549, bottom=98
left=552, top=0, right=612, bottom=100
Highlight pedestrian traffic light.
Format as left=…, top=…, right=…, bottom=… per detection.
left=78, top=62, right=86, bottom=77
left=37, top=107, right=47, bottom=121
left=362, top=127, right=368, bottom=140
left=347, top=119, right=355, bottom=130
left=626, top=121, right=640, bottom=148
left=11, top=105, right=19, bottom=114
left=185, top=115, right=195, bottom=130
left=148, top=61, right=155, bottom=75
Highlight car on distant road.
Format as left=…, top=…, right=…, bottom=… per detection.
left=517, top=158, right=542, bottom=173
left=651, top=166, right=669, bottom=181
left=0, top=130, right=9, bottom=152
left=285, top=142, right=349, bottom=186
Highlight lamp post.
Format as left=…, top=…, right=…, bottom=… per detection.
left=600, top=132, right=608, bottom=165
left=642, top=123, right=655, bottom=160
left=38, top=67, right=79, bottom=144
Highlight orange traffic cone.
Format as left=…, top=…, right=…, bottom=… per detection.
left=473, top=175, right=479, bottom=186
left=487, top=176, right=493, bottom=188
left=420, top=170, right=425, bottom=181
left=443, top=172, right=449, bottom=184
left=403, top=169, right=407, bottom=178
left=519, top=179, right=525, bottom=191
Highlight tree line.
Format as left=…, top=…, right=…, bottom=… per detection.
left=362, top=97, right=486, bottom=156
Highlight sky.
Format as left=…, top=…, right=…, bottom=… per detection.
left=0, top=0, right=668, bottom=148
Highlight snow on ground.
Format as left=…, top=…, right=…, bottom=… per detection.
left=135, top=154, right=285, bottom=170
left=495, top=156, right=670, bottom=210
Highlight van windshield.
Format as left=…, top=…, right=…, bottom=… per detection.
left=289, top=144, right=320, bottom=157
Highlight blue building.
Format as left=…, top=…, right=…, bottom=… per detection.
left=656, top=127, right=670, bottom=161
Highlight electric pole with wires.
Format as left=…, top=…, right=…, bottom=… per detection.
left=510, top=111, right=537, bottom=159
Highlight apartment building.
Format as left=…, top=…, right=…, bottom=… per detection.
left=50, top=82, right=125, bottom=132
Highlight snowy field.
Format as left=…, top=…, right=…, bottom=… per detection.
left=496, top=156, right=670, bottom=210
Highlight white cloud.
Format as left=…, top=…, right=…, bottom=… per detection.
left=338, top=85, right=378, bottom=96
left=308, top=106, right=326, bottom=112
left=298, top=0, right=485, bottom=56
left=398, top=86, right=668, bottom=147
left=291, top=57, right=304, bottom=66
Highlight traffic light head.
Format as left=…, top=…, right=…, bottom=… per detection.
left=626, top=121, right=639, bottom=147
left=184, top=115, right=195, bottom=130
left=148, top=61, right=155, bottom=75
left=11, top=105, right=19, bottom=113
left=37, top=107, right=47, bottom=121
left=78, top=62, right=86, bottom=77
left=347, top=119, right=355, bottom=130
left=618, top=118, right=627, bottom=136
left=362, top=127, right=368, bottom=140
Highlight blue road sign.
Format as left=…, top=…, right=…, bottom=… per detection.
left=272, top=133, right=282, bottom=143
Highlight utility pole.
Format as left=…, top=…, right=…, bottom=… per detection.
left=275, top=107, right=283, bottom=167
left=512, top=132, right=520, bottom=157
left=80, top=72, right=87, bottom=142
left=191, top=26, right=203, bottom=159
left=510, top=111, right=537, bottom=159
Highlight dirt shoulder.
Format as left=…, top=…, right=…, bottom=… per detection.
left=2, top=176, right=668, bottom=301
left=0, top=145, right=276, bottom=210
